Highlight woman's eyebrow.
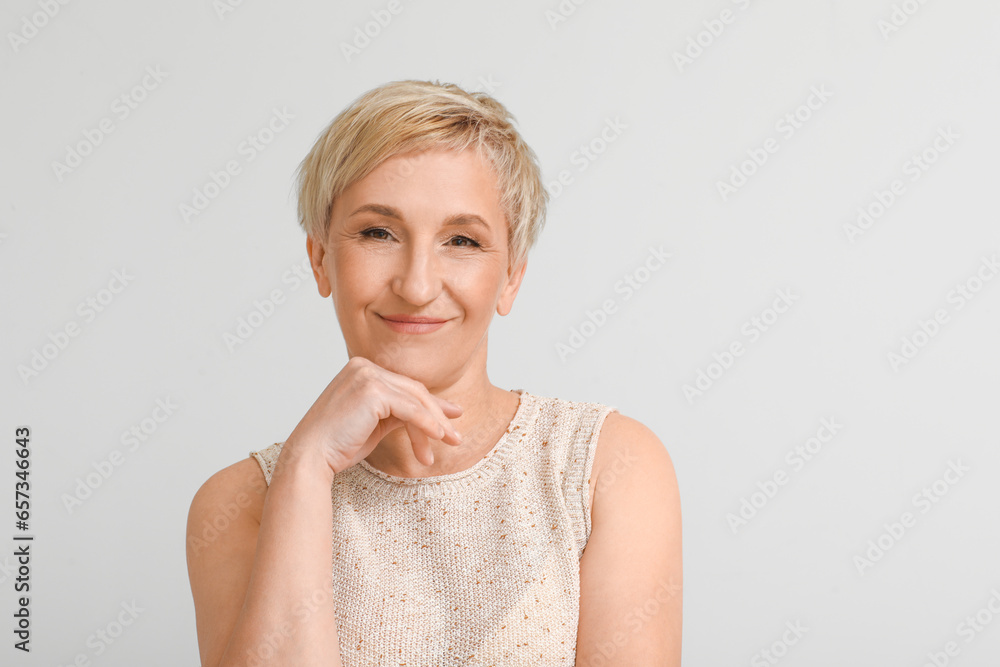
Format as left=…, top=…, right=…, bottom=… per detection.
left=349, top=203, right=490, bottom=229
left=442, top=213, right=489, bottom=229
left=349, top=203, right=403, bottom=219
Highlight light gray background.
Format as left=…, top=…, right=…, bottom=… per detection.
left=2, top=0, right=999, bottom=665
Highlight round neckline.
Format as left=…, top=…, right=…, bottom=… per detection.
left=354, top=389, right=536, bottom=494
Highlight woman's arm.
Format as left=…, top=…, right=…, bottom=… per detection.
left=186, top=441, right=343, bottom=667
left=186, top=356, right=462, bottom=667
left=576, top=413, right=683, bottom=666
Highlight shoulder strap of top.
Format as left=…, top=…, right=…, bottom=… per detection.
left=562, top=401, right=619, bottom=556
left=249, top=442, right=285, bottom=486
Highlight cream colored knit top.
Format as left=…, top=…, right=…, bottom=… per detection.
left=249, top=389, right=618, bottom=666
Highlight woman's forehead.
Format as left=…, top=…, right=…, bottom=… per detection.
left=335, top=150, right=505, bottom=224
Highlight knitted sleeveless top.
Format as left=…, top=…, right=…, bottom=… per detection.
left=249, top=389, right=618, bottom=666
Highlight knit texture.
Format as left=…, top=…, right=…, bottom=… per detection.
left=249, top=389, right=617, bottom=666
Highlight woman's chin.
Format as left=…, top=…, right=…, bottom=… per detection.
left=364, top=352, right=443, bottom=380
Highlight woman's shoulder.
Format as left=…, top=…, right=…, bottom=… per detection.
left=593, top=411, right=670, bottom=463
left=188, top=451, right=272, bottom=536
left=589, top=410, right=676, bottom=509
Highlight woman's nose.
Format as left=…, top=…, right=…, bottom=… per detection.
left=391, top=243, right=442, bottom=306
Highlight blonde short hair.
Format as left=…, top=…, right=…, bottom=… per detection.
left=295, top=79, right=548, bottom=272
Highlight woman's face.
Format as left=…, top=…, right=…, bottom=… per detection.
left=308, top=146, right=526, bottom=386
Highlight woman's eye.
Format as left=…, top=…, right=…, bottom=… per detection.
left=450, top=235, right=481, bottom=248
left=360, top=227, right=390, bottom=240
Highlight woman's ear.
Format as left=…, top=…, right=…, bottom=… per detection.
left=306, top=234, right=332, bottom=298
left=497, top=260, right=527, bottom=317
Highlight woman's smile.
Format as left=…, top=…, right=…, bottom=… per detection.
left=376, top=313, right=449, bottom=334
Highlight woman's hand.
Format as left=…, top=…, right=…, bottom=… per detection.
left=284, top=355, right=464, bottom=475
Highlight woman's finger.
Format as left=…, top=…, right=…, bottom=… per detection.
left=377, top=369, right=463, bottom=441
left=406, top=421, right=433, bottom=466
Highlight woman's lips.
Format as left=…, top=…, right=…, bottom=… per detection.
left=378, top=314, right=448, bottom=334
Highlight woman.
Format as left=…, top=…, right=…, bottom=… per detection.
left=186, top=79, right=682, bottom=666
